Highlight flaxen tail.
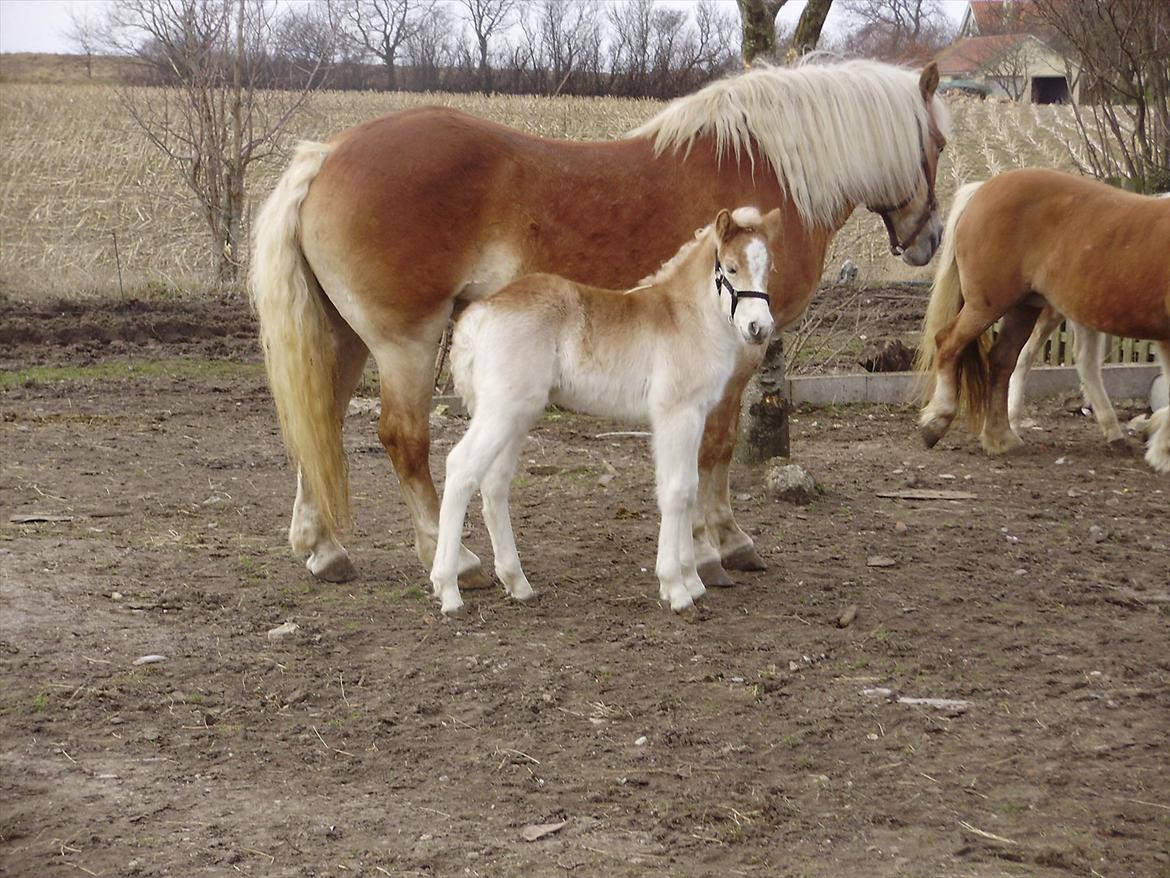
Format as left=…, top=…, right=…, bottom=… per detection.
left=914, top=181, right=991, bottom=428
left=250, top=141, right=349, bottom=547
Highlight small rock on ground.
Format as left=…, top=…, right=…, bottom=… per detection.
left=765, top=461, right=817, bottom=505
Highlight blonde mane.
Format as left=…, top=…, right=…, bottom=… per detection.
left=628, top=59, right=952, bottom=229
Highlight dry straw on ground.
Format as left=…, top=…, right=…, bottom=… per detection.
left=0, top=86, right=1081, bottom=298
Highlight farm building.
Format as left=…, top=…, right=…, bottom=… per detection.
left=937, top=1, right=1078, bottom=103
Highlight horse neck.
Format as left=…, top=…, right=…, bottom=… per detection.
left=653, top=235, right=734, bottom=341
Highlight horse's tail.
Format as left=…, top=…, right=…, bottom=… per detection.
left=915, top=181, right=990, bottom=426
left=250, top=141, right=349, bottom=545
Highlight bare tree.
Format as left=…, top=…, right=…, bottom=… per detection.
left=735, top=0, right=833, bottom=66
left=1034, top=0, right=1170, bottom=191
left=982, top=38, right=1030, bottom=100
left=404, top=3, right=455, bottom=90
left=837, top=0, right=952, bottom=63
left=456, top=0, right=515, bottom=92
left=337, top=0, right=433, bottom=90
left=64, top=6, right=102, bottom=78
left=101, top=0, right=328, bottom=284
left=273, top=0, right=337, bottom=87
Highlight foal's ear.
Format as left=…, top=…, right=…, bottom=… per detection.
left=919, top=61, right=940, bottom=101
left=761, top=208, right=783, bottom=242
left=715, top=209, right=734, bottom=242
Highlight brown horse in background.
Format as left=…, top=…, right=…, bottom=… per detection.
left=251, top=59, right=950, bottom=591
left=917, top=168, right=1170, bottom=472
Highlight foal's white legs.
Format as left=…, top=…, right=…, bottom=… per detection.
left=431, top=416, right=522, bottom=615
left=652, top=408, right=707, bottom=612
left=480, top=436, right=535, bottom=602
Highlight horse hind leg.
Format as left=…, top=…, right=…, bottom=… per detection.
left=1071, top=324, right=1124, bottom=445
left=920, top=302, right=1000, bottom=447
left=980, top=304, right=1041, bottom=455
left=1008, top=304, right=1062, bottom=433
left=480, top=433, right=536, bottom=603
left=431, top=412, right=524, bottom=615
left=1145, top=341, right=1170, bottom=473
left=374, top=323, right=487, bottom=590
left=289, top=318, right=368, bottom=582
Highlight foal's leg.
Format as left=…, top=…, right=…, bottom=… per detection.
left=374, top=320, right=485, bottom=589
left=1008, top=305, right=1062, bottom=433
left=1146, top=341, right=1170, bottom=473
left=481, top=434, right=536, bottom=602
left=653, top=408, right=705, bottom=612
left=981, top=304, right=1041, bottom=455
left=1072, top=324, right=1124, bottom=445
left=289, top=317, right=368, bottom=582
left=431, top=414, right=522, bottom=615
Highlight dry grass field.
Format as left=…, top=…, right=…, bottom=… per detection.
left=0, top=81, right=1087, bottom=299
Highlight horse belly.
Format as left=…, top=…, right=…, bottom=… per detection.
left=549, top=338, right=653, bottom=424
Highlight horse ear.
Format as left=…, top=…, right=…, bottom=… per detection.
left=919, top=62, right=940, bottom=101
left=762, top=208, right=783, bottom=241
left=715, top=209, right=734, bottom=242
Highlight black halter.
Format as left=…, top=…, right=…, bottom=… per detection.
left=867, top=119, right=945, bottom=256
left=715, top=258, right=770, bottom=317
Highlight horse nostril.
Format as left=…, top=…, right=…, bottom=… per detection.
left=748, top=321, right=759, bottom=337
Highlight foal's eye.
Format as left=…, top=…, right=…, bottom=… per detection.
left=727, top=267, right=737, bottom=275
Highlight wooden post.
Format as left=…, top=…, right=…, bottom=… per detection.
left=737, top=336, right=790, bottom=462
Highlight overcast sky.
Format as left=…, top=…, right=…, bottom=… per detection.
left=0, top=0, right=969, bottom=55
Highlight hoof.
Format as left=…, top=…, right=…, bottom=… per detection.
left=697, top=560, right=734, bottom=588
left=509, top=581, right=536, bottom=602
left=458, top=567, right=493, bottom=591
left=980, top=431, right=1024, bottom=456
left=307, top=552, right=357, bottom=583
left=921, top=423, right=945, bottom=449
left=722, top=544, right=766, bottom=572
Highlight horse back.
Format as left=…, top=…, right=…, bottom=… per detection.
left=963, top=168, right=1170, bottom=340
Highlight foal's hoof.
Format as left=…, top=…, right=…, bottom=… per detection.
left=458, top=567, right=493, bottom=591
left=440, top=597, right=467, bottom=617
left=697, top=560, right=734, bottom=588
left=1106, top=435, right=1135, bottom=453
left=722, top=544, right=766, bottom=572
left=307, top=552, right=357, bottom=583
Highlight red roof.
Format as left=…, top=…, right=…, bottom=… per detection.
left=935, top=34, right=1031, bottom=76
left=967, top=1, right=1046, bottom=35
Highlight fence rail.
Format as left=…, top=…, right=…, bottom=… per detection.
left=1002, top=321, right=1160, bottom=366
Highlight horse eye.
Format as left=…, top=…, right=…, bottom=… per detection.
left=727, top=267, right=737, bottom=275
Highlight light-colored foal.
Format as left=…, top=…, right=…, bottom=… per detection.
left=430, top=207, right=780, bottom=615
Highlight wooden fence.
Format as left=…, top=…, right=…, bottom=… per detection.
left=1003, top=321, right=1160, bottom=366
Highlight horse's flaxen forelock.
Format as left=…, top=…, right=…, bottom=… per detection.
left=628, top=59, right=952, bottom=229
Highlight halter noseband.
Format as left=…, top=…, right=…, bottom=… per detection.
left=867, top=119, right=945, bottom=256
left=715, top=257, right=770, bottom=317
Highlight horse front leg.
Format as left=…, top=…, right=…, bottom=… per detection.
left=695, top=354, right=767, bottom=585
left=1072, top=324, right=1124, bottom=445
left=654, top=408, right=705, bottom=612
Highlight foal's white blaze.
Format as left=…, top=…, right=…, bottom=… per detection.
left=727, top=237, right=775, bottom=346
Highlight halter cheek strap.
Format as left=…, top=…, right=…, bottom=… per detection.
left=715, top=258, right=770, bottom=317
left=867, top=119, right=944, bottom=256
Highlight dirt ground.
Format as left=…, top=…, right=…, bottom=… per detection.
left=2, top=299, right=1168, bottom=878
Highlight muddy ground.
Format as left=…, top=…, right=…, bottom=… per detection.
left=1, top=298, right=1168, bottom=878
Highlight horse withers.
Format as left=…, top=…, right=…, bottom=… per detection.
left=916, top=169, right=1170, bottom=472
left=430, top=208, right=779, bottom=616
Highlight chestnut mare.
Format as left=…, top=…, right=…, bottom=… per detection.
left=917, top=169, right=1170, bottom=472
left=251, top=59, right=950, bottom=590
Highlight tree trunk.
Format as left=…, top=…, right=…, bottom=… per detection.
left=737, top=336, right=790, bottom=463
left=735, top=0, right=785, bottom=66
left=222, top=0, right=246, bottom=285
left=790, top=0, right=833, bottom=57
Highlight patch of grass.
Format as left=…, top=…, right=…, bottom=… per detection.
left=30, top=693, right=49, bottom=712
left=0, top=358, right=263, bottom=389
